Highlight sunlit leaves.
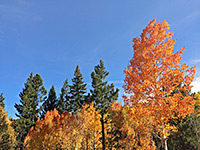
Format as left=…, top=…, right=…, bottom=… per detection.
left=0, top=107, right=16, bottom=149
left=123, top=18, right=196, bottom=148
left=24, top=103, right=102, bottom=149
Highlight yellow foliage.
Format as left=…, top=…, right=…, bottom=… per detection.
left=24, top=103, right=102, bottom=150
left=0, top=107, right=16, bottom=149
left=194, top=92, right=200, bottom=117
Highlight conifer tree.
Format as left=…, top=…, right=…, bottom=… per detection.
left=57, top=79, right=70, bottom=114
left=69, top=65, right=87, bottom=113
left=14, top=73, right=46, bottom=149
left=42, top=85, right=57, bottom=117
left=90, top=59, right=119, bottom=150
left=0, top=93, right=5, bottom=108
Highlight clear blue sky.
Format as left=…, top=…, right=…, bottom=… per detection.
left=0, top=0, right=200, bottom=118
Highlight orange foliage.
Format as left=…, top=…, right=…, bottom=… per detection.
left=123, top=19, right=196, bottom=147
left=24, top=108, right=67, bottom=149
left=24, top=103, right=101, bottom=150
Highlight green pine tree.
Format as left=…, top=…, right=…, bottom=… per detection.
left=42, top=85, right=57, bottom=117
left=69, top=65, right=87, bottom=113
left=57, top=79, right=70, bottom=114
left=0, top=93, right=5, bottom=108
left=14, top=73, right=46, bottom=149
left=90, top=59, right=119, bottom=150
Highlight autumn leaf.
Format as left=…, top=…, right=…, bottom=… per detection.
left=123, top=18, right=196, bottom=150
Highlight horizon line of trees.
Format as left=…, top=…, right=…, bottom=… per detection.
left=1, top=59, right=120, bottom=149
left=1, top=60, right=200, bottom=150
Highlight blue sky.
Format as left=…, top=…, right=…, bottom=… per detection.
left=0, top=0, right=200, bottom=118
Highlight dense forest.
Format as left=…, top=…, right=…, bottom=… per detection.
left=0, top=19, right=199, bottom=150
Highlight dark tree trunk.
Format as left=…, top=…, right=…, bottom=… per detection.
left=101, top=114, right=105, bottom=150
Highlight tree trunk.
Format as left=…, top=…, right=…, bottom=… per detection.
left=93, top=133, right=96, bottom=150
left=86, top=133, right=89, bottom=150
left=151, top=135, right=155, bottom=150
left=164, top=138, right=168, bottom=150
left=163, top=125, right=168, bottom=150
left=101, top=114, right=105, bottom=150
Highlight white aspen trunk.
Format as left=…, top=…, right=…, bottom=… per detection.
left=164, top=138, right=168, bottom=150
left=163, top=125, right=168, bottom=150
left=163, top=130, right=168, bottom=150
left=151, top=135, right=155, bottom=150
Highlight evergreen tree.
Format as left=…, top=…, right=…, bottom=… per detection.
left=0, top=93, right=5, bottom=108
left=90, top=59, right=119, bottom=150
left=69, top=65, right=87, bottom=113
left=57, top=79, right=70, bottom=114
left=14, top=73, right=46, bottom=149
left=167, top=116, right=196, bottom=150
left=42, top=85, right=57, bottom=117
